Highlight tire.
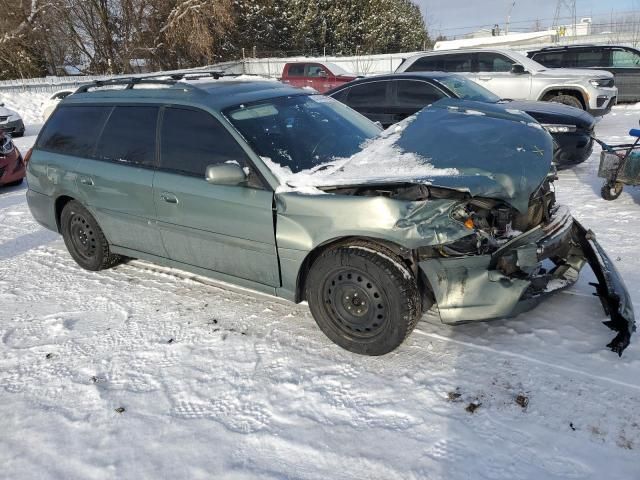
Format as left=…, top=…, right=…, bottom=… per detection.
left=60, top=200, right=121, bottom=271
left=600, top=181, right=624, bottom=200
left=305, top=242, right=422, bottom=355
left=547, top=94, right=584, bottom=110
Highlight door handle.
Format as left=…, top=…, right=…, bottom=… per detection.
left=79, top=176, right=94, bottom=186
left=160, top=192, right=178, bottom=204
left=478, top=76, right=492, bottom=81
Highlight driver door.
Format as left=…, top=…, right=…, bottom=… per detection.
left=473, top=52, right=532, bottom=100
left=153, top=106, right=280, bottom=287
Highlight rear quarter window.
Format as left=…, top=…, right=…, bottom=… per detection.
left=37, top=105, right=111, bottom=157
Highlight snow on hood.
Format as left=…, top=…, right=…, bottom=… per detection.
left=268, top=115, right=460, bottom=194
left=272, top=98, right=553, bottom=212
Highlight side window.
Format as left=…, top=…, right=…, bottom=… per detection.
left=331, top=87, right=350, bottom=103
left=287, top=64, right=305, bottom=77
left=160, top=107, right=252, bottom=179
left=532, top=52, right=566, bottom=68
left=307, top=64, right=328, bottom=77
left=346, top=82, right=388, bottom=106
left=395, top=80, right=445, bottom=107
left=611, top=49, right=640, bottom=67
left=477, top=52, right=514, bottom=72
left=37, top=105, right=110, bottom=157
left=95, top=106, right=159, bottom=167
left=575, top=48, right=607, bottom=67
left=406, top=56, right=444, bottom=72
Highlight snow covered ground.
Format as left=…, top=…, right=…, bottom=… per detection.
left=1, top=93, right=639, bottom=479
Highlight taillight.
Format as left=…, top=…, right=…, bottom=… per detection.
left=24, top=148, right=33, bottom=164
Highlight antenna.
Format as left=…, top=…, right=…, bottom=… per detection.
left=552, top=0, right=577, bottom=39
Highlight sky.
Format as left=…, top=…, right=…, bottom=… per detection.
left=417, top=0, right=638, bottom=37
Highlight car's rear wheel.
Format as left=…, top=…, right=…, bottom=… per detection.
left=305, top=243, right=421, bottom=355
left=601, top=181, right=624, bottom=200
left=547, top=94, right=584, bottom=110
left=60, top=200, right=121, bottom=271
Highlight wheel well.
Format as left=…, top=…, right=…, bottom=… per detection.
left=54, top=195, right=74, bottom=232
left=294, top=236, right=416, bottom=303
left=541, top=89, right=587, bottom=109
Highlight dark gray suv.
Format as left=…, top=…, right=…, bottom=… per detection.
left=528, top=45, right=640, bottom=103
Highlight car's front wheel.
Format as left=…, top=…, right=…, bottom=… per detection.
left=60, top=200, right=122, bottom=271
left=547, top=94, right=584, bottom=110
left=306, top=243, right=422, bottom=355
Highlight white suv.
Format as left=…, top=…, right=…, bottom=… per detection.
left=396, top=48, right=617, bottom=116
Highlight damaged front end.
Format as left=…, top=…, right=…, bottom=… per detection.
left=418, top=180, right=635, bottom=356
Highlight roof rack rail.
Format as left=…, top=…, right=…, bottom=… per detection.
left=75, top=77, right=184, bottom=93
left=142, top=70, right=262, bottom=81
left=539, top=43, right=597, bottom=51
left=75, top=70, right=264, bottom=93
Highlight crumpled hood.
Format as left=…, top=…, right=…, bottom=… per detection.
left=286, top=98, right=553, bottom=213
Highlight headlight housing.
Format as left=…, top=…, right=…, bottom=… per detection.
left=589, top=78, right=614, bottom=88
left=542, top=124, right=577, bottom=134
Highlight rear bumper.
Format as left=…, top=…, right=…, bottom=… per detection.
left=0, top=119, right=25, bottom=136
left=420, top=205, right=635, bottom=355
left=26, top=188, right=58, bottom=232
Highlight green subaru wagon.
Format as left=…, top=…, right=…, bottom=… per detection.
left=26, top=74, right=635, bottom=356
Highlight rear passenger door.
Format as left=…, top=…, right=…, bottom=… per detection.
left=154, top=106, right=280, bottom=287
left=609, top=47, right=640, bottom=102
left=342, top=81, right=393, bottom=127
left=390, top=80, right=448, bottom=122
left=47, top=105, right=166, bottom=256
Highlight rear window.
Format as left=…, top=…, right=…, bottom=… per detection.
left=347, top=82, right=388, bottom=106
left=95, top=106, right=159, bottom=167
left=37, top=105, right=110, bottom=157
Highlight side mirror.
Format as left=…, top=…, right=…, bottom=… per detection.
left=511, top=64, right=527, bottom=75
left=319, top=70, right=328, bottom=77
left=205, top=163, right=247, bottom=186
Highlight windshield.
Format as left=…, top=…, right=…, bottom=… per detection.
left=326, top=62, right=353, bottom=76
left=437, top=75, right=501, bottom=103
left=225, top=94, right=380, bottom=174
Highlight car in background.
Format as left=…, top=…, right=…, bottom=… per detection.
left=0, top=102, right=25, bottom=137
left=528, top=45, right=640, bottom=103
left=280, top=61, right=358, bottom=93
left=395, top=48, right=617, bottom=116
left=25, top=74, right=634, bottom=356
left=42, top=89, right=75, bottom=120
left=0, top=131, right=25, bottom=187
left=328, top=72, right=596, bottom=168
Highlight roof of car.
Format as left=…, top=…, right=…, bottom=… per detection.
left=65, top=78, right=307, bottom=111
left=326, top=72, right=453, bottom=93
left=530, top=44, right=635, bottom=52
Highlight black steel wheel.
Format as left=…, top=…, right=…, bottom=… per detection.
left=306, top=243, right=422, bottom=355
left=60, top=200, right=121, bottom=271
left=600, top=181, right=624, bottom=201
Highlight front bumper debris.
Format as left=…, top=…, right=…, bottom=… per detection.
left=420, top=205, right=635, bottom=356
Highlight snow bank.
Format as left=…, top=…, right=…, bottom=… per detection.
left=0, top=91, right=48, bottom=124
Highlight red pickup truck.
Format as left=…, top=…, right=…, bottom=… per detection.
left=281, top=62, right=358, bottom=93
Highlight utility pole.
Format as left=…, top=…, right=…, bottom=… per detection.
left=505, top=1, right=516, bottom=35
left=553, top=0, right=577, bottom=38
